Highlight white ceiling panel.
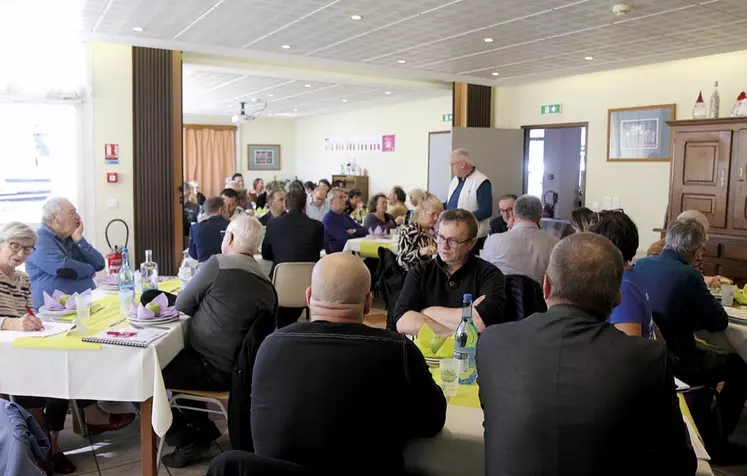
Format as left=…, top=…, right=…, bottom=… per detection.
left=77, top=0, right=747, bottom=87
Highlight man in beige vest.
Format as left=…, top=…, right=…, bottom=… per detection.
left=446, top=149, right=493, bottom=246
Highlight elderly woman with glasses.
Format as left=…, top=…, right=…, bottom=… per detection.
left=0, top=222, right=135, bottom=473
left=397, top=192, right=443, bottom=271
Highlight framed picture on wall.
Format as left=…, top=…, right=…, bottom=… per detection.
left=248, top=144, right=281, bottom=170
left=607, top=104, right=676, bottom=162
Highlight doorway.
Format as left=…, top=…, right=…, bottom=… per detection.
left=522, top=123, right=588, bottom=220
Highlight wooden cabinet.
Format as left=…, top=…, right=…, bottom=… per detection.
left=331, top=175, right=369, bottom=204
left=666, top=118, right=747, bottom=283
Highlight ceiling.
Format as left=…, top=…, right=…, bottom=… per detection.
left=73, top=0, right=747, bottom=115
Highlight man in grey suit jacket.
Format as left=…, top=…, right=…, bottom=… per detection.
left=477, top=233, right=696, bottom=476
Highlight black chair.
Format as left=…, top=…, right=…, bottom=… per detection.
left=374, top=247, right=406, bottom=332
left=504, top=275, right=546, bottom=322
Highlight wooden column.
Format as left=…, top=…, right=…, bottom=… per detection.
left=132, top=47, right=183, bottom=275
left=452, top=82, right=493, bottom=128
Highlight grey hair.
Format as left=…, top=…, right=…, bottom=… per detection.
left=0, top=221, right=37, bottom=246
left=676, top=210, right=710, bottom=234
left=546, top=232, right=624, bottom=317
left=226, top=215, right=264, bottom=253
left=514, top=194, right=543, bottom=221
left=451, top=148, right=472, bottom=164
left=327, top=187, right=346, bottom=207
left=664, top=218, right=707, bottom=254
left=41, top=197, right=69, bottom=226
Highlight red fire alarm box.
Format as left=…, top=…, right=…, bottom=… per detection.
left=106, top=172, right=118, bottom=183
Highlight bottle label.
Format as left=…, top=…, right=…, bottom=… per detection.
left=454, top=351, right=468, bottom=372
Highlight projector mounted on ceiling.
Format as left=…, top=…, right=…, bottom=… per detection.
left=231, top=98, right=267, bottom=123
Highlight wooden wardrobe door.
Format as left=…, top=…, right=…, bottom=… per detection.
left=670, top=131, right=732, bottom=229
left=731, top=130, right=747, bottom=229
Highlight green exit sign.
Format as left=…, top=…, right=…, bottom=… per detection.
left=442, top=113, right=453, bottom=122
left=541, top=104, right=562, bottom=115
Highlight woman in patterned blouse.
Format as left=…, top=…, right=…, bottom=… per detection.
left=397, top=192, right=443, bottom=271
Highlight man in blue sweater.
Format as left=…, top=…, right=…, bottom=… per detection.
left=26, top=197, right=106, bottom=310
left=322, top=188, right=366, bottom=253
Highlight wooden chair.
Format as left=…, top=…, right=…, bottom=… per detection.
left=272, top=263, right=315, bottom=321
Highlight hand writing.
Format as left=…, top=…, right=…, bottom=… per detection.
left=16, top=313, right=43, bottom=331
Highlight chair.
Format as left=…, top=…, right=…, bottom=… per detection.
left=374, top=247, right=406, bottom=332
left=156, top=389, right=230, bottom=471
left=272, top=263, right=315, bottom=321
left=504, top=275, right=547, bottom=322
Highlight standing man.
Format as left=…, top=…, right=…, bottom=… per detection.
left=446, top=149, right=493, bottom=248
left=477, top=233, right=696, bottom=476
left=322, top=188, right=366, bottom=253
left=258, top=190, right=286, bottom=227
left=26, top=197, right=106, bottom=310
left=488, top=194, right=517, bottom=235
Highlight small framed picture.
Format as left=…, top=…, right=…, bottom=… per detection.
left=248, top=144, right=281, bottom=170
left=607, top=104, right=676, bottom=162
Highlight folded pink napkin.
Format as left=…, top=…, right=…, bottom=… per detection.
left=368, top=225, right=386, bottom=237
left=42, top=289, right=91, bottom=311
left=128, top=293, right=178, bottom=320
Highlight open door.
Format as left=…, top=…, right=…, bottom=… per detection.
left=450, top=127, right=524, bottom=220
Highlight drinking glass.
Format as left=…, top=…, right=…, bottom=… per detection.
left=722, top=284, right=735, bottom=307
left=439, top=358, right=459, bottom=398
left=75, top=294, right=92, bottom=324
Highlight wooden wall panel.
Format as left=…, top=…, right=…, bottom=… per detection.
left=132, top=47, right=183, bottom=275
left=466, top=84, right=492, bottom=128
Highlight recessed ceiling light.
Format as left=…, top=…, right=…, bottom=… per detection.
left=397, top=60, right=406, bottom=64
left=384, top=91, right=391, bottom=95
left=132, top=27, right=144, bottom=32
left=268, top=93, right=274, bottom=97
left=304, top=84, right=312, bottom=88
left=342, top=99, right=348, bottom=103
left=268, top=113, right=273, bottom=116
left=585, top=56, right=594, bottom=61
left=228, top=104, right=233, bottom=108
left=293, top=108, right=298, bottom=112
left=492, top=72, right=500, bottom=76
left=351, top=14, right=362, bottom=20
left=281, top=44, right=291, bottom=49
left=483, top=37, right=493, bottom=43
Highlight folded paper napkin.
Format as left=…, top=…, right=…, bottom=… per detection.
left=368, top=225, right=386, bottom=237
left=95, top=275, right=119, bottom=286
left=42, top=289, right=91, bottom=311
left=128, top=292, right=178, bottom=320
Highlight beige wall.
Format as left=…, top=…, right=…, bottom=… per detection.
left=90, top=42, right=134, bottom=259
left=294, top=95, right=451, bottom=196
left=494, top=49, right=747, bottom=249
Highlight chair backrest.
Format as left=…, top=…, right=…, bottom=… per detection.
left=272, top=262, right=315, bottom=308
left=505, top=274, right=547, bottom=322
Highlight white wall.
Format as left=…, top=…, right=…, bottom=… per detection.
left=239, top=118, right=296, bottom=186
left=494, top=49, right=747, bottom=249
left=90, top=42, right=134, bottom=258
left=294, top=95, right=451, bottom=196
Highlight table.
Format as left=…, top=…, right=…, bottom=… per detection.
left=0, top=283, right=185, bottom=476
left=404, top=370, right=713, bottom=476
left=697, top=306, right=747, bottom=362
left=343, top=236, right=398, bottom=254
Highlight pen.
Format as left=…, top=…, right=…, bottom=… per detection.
left=25, top=306, right=44, bottom=331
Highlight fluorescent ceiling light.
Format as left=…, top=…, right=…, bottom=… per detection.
left=397, top=60, right=406, bottom=64
left=304, top=84, right=312, bottom=88
left=132, top=27, right=144, bottom=32
left=483, top=37, right=493, bottom=43
left=492, top=72, right=500, bottom=76
left=351, top=14, right=362, bottom=20
left=585, top=56, right=594, bottom=61
left=281, top=44, right=292, bottom=49
left=342, top=99, right=348, bottom=103
left=384, top=91, right=391, bottom=95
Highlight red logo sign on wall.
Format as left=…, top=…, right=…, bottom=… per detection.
left=381, top=135, right=395, bottom=152
left=105, top=144, right=119, bottom=165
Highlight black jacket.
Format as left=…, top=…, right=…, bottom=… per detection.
left=262, top=210, right=324, bottom=274
left=504, top=274, right=546, bottom=321
left=251, top=321, right=446, bottom=476
left=477, top=304, right=696, bottom=476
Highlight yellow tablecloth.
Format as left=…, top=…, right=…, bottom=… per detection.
left=429, top=368, right=480, bottom=409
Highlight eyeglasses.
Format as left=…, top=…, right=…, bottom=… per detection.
left=499, top=207, right=513, bottom=214
left=7, top=242, right=35, bottom=255
left=435, top=234, right=472, bottom=248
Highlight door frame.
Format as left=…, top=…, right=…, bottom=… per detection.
left=521, top=122, right=589, bottom=208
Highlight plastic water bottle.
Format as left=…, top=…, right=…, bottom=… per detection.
left=140, top=249, right=159, bottom=291
left=454, top=293, right=478, bottom=385
left=117, top=248, right=135, bottom=314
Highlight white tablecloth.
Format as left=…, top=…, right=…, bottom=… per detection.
left=342, top=237, right=399, bottom=254
left=697, top=307, right=747, bottom=362
left=404, top=405, right=713, bottom=476
left=0, top=290, right=186, bottom=438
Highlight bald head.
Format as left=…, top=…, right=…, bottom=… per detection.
left=306, top=253, right=372, bottom=322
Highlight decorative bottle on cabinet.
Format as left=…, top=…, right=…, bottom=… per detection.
left=709, top=81, right=720, bottom=119
left=693, top=91, right=707, bottom=119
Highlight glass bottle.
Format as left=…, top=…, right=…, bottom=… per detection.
left=454, top=293, right=478, bottom=385
left=693, top=91, right=707, bottom=119
left=709, top=81, right=720, bottom=119
left=140, top=249, right=159, bottom=291
left=117, top=248, right=135, bottom=314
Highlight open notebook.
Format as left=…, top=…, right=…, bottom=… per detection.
left=82, top=329, right=166, bottom=348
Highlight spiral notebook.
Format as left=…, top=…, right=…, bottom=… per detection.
left=82, top=329, right=166, bottom=348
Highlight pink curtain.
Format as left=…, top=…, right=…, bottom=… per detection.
left=183, top=125, right=236, bottom=197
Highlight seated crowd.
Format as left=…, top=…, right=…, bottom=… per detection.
left=4, top=162, right=747, bottom=475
